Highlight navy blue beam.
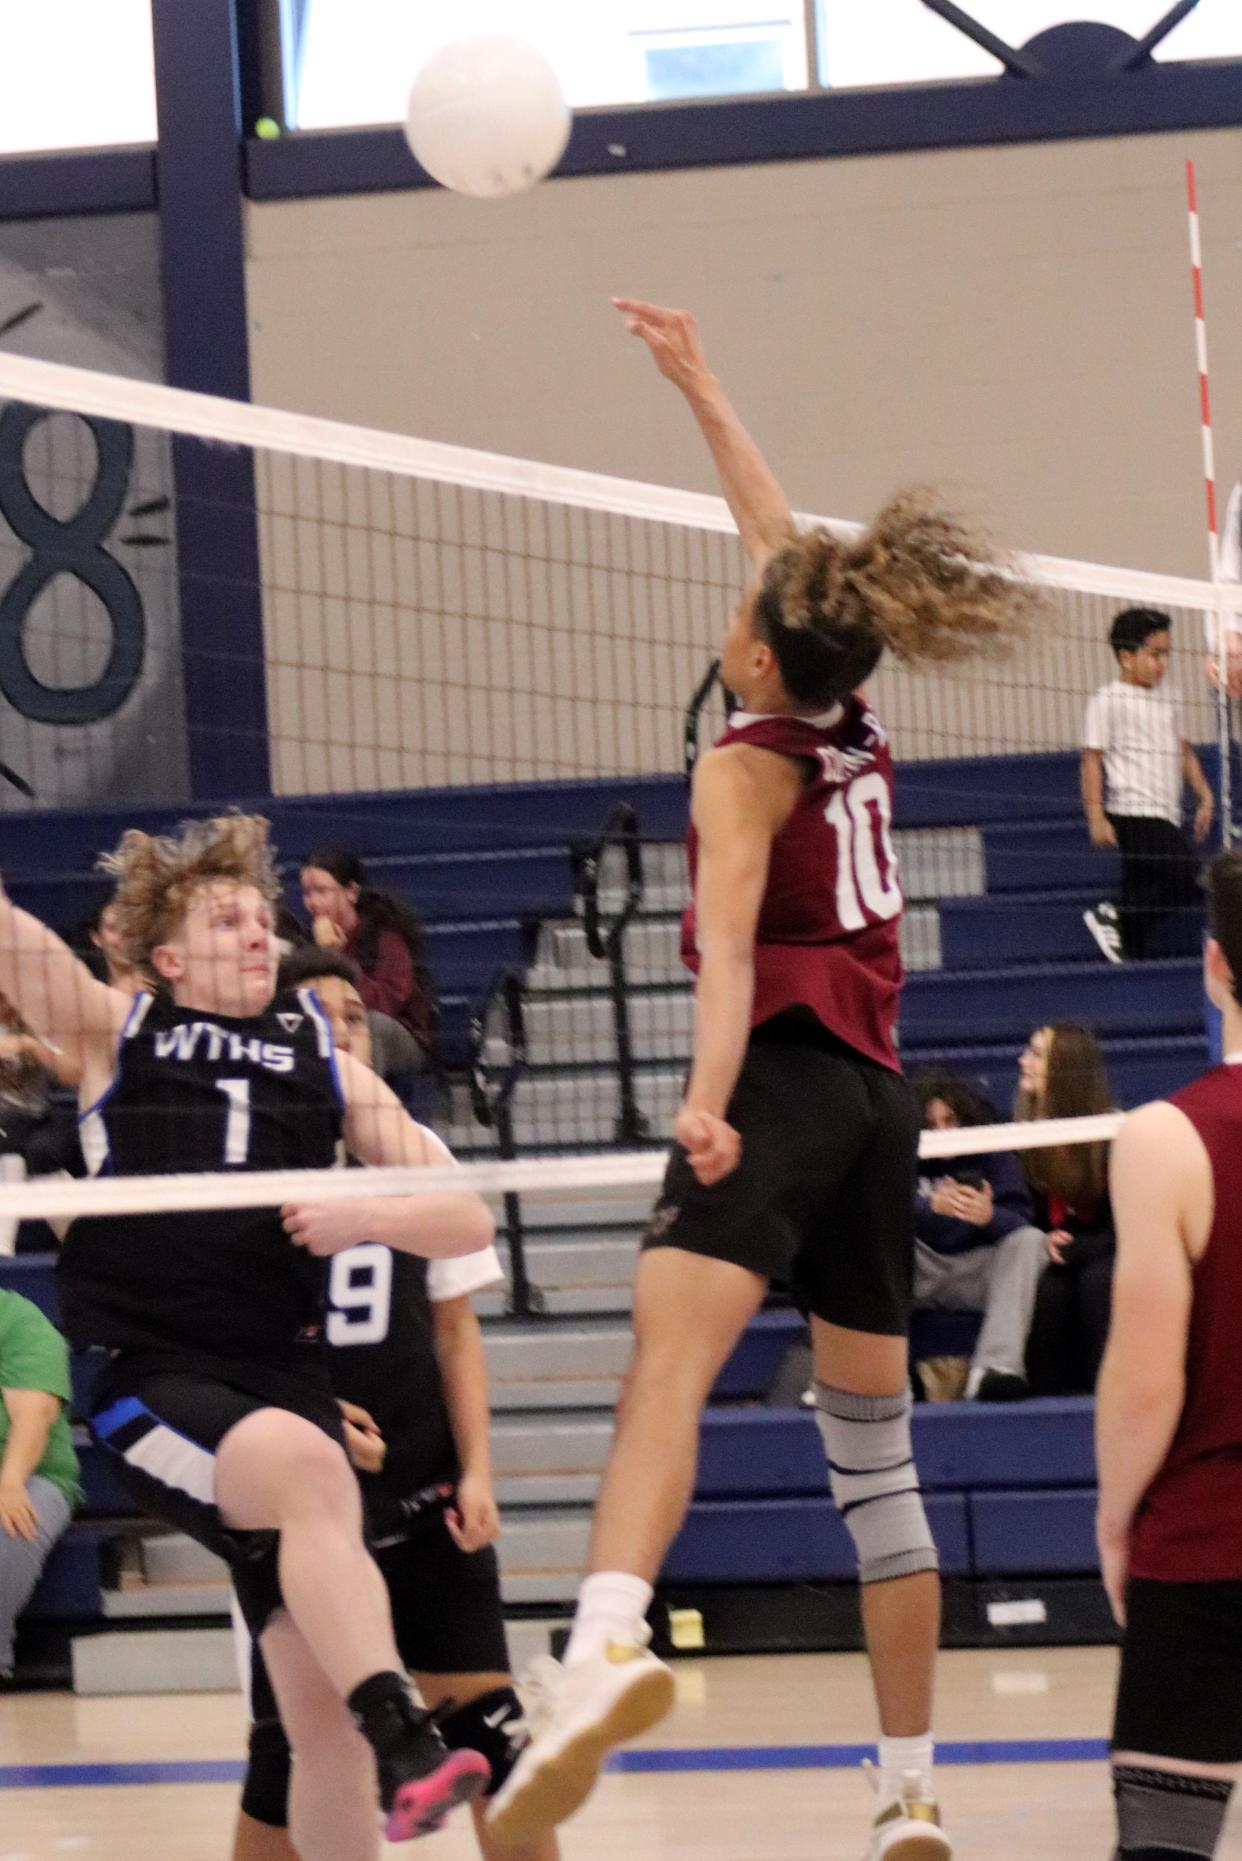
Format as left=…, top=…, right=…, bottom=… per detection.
left=150, top=0, right=271, bottom=799
left=0, top=148, right=156, bottom=220
left=246, top=57, right=1242, bottom=200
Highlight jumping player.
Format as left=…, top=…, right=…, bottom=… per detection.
left=234, top=946, right=558, bottom=1861
left=1097, top=849, right=1242, bottom=1861
left=0, top=815, right=495, bottom=1861
left=487, top=302, right=1034, bottom=1858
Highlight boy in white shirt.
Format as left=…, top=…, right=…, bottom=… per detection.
left=1082, top=607, right=1214, bottom=963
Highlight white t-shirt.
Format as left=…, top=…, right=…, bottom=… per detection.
left=1082, top=679, right=1183, bottom=826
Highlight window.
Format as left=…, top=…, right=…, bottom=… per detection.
left=0, top=0, right=157, bottom=155
left=290, top=0, right=807, bottom=129
left=816, top=0, right=1242, bottom=89
left=288, top=0, right=1242, bottom=129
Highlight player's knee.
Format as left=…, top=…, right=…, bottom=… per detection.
left=275, top=1425, right=354, bottom=1516
left=814, top=1381, right=938, bottom=1584
left=437, top=1686, right=527, bottom=1795
left=1113, top=1762, right=1233, bottom=1858
left=241, top=1718, right=292, bottom=1828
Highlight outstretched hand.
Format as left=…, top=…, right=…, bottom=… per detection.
left=613, top=298, right=713, bottom=395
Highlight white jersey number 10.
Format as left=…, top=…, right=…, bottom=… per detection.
left=825, top=771, right=902, bottom=931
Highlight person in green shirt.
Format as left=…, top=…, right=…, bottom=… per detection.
left=0, top=1287, right=81, bottom=1678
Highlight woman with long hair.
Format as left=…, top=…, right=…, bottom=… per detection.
left=300, top=847, right=435, bottom=1062
left=1016, top=1022, right=1117, bottom=1394
left=487, top=299, right=1036, bottom=1861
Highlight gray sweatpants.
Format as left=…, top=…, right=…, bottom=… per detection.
left=913, top=1226, right=1047, bottom=1379
left=0, top=1473, right=72, bottom=1675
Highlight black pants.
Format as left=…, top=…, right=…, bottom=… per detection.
left=1110, top=814, right=1202, bottom=959
left=1025, top=1227, right=1114, bottom=1396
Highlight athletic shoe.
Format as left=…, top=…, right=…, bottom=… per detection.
left=377, top=1707, right=490, bottom=1843
left=485, top=1634, right=676, bottom=1845
left=864, top=1767, right=953, bottom=1860
left=972, top=1368, right=1030, bottom=1403
left=1083, top=903, right=1123, bottom=964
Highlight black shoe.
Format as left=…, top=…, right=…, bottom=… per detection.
left=375, top=1702, right=491, bottom=1842
left=973, top=1369, right=1030, bottom=1402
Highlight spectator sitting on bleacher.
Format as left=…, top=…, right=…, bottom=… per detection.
left=0, top=1288, right=81, bottom=1679
left=300, top=846, right=436, bottom=1065
left=1081, top=606, right=1213, bottom=964
left=1015, top=1023, right=1116, bottom=1396
left=911, top=1070, right=1045, bottom=1404
left=278, top=947, right=425, bottom=1096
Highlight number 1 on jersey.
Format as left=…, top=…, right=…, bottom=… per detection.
left=215, top=1077, right=251, bottom=1165
left=826, top=771, right=902, bottom=930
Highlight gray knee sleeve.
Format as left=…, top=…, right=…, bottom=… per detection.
left=814, top=1382, right=938, bottom=1584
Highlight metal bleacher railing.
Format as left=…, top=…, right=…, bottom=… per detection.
left=577, top=801, right=650, bottom=1146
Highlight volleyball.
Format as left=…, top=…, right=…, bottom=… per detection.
left=404, top=35, right=571, bottom=200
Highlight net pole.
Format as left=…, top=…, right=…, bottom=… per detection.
left=1186, top=157, right=1234, bottom=847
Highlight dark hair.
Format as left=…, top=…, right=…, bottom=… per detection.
left=1109, top=606, right=1170, bottom=658
left=1015, top=1022, right=1113, bottom=1210
left=1207, top=851, right=1242, bottom=1005
left=751, top=492, right=1038, bottom=709
left=301, top=844, right=434, bottom=1015
left=911, top=1067, right=997, bottom=1129
left=278, top=946, right=362, bottom=995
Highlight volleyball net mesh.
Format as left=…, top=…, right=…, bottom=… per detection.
left=0, top=350, right=1227, bottom=1246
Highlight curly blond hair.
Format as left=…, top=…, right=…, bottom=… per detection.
left=754, top=490, right=1040, bottom=707
left=98, top=812, right=280, bottom=974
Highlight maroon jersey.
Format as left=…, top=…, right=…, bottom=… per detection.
left=1129, top=1062, right=1242, bottom=1582
left=681, top=696, right=903, bottom=1070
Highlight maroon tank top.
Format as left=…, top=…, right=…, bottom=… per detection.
left=1129, top=1062, right=1242, bottom=1582
left=681, top=696, right=903, bottom=1071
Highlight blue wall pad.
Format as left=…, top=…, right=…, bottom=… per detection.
left=666, top=1493, right=970, bottom=1582
left=969, top=1489, right=1099, bottom=1575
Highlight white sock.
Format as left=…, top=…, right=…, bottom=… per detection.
left=878, top=1732, right=935, bottom=1804
left=564, top=1572, right=654, bottom=1666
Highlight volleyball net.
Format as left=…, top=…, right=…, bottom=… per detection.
left=0, top=349, right=1226, bottom=1222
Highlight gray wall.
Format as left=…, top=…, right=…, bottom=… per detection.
left=245, top=128, right=1240, bottom=790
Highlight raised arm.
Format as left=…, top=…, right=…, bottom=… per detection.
left=281, top=1051, right=494, bottom=1260
left=0, top=887, right=129, bottom=1073
left=614, top=298, right=794, bottom=570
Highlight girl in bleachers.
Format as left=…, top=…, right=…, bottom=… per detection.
left=300, top=846, right=436, bottom=1066
left=1015, top=1023, right=1117, bottom=1394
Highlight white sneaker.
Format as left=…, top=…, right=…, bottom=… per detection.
left=485, top=1634, right=675, bottom=1845
left=864, top=1767, right=953, bottom=1860
left=1083, top=903, right=1124, bottom=964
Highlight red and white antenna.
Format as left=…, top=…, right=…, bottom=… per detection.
left=1186, top=156, right=1232, bottom=843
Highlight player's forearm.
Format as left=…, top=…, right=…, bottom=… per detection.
left=682, top=375, right=795, bottom=568
left=684, top=948, right=754, bottom=1119
left=1183, top=745, right=1213, bottom=802
left=1095, top=1346, right=1184, bottom=1540
left=0, top=1391, right=58, bottom=1489
left=1080, top=751, right=1106, bottom=823
left=362, top=1192, right=495, bottom=1261
left=433, top=1305, right=493, bottom=1479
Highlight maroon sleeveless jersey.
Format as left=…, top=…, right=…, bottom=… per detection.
left=681, top=696, right=903, bottom=1071
left=1129, top=1062, right=1242, bottom=1582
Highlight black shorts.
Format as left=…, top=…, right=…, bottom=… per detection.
left=248, top=1516, right=509, bottom=1723
left=244, top=1516, right=511, bottom=1825
left=1114, top=1578, right=1242, bottom=1764
left=642, top=1017, right=919, bottom=1336
left=89, top=1350, right=344, bottom=1637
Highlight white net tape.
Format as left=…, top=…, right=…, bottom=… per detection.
left=0, top=1113, right=1122, bottom=1223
